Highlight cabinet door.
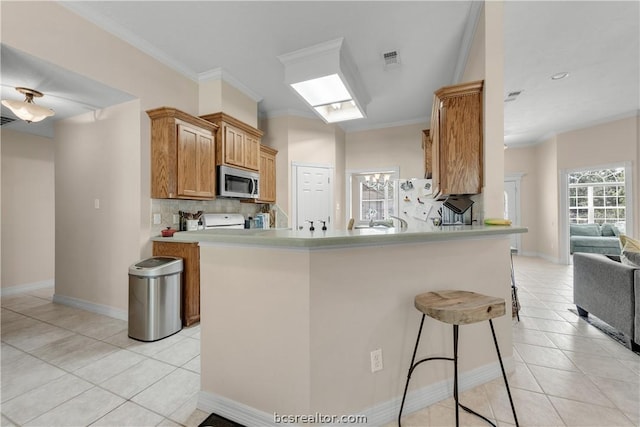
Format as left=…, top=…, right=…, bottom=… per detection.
left=258, top=150, right=276, bottom=203
left=152, top=241, right=200, bottom=326
left=177, top=124, right=215, bottom=198
left=244, top=134, right=260, bottom=171
left=439, top=93, right=482, bottom=195
left=224, top=125, right=245, bottom=167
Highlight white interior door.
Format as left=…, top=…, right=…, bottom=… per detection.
left=504, top=179, right=520, bottom=252
left=295, top=165, right=332, bottom=231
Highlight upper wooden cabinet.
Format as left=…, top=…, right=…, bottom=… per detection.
left=148, top=107, right=219, bottom=200
left=422, top=129, right=431, bottom=178
left=200, top=112, right=263, bottom=172
left=257, top=145, right=278, bottom=203
left=430, top=80, right=483, bottom=199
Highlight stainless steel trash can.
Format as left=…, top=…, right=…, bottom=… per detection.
left=128, top=256, right=183, bottom=342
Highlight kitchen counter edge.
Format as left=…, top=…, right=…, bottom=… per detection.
left=150, top=225, right=528, bottom=249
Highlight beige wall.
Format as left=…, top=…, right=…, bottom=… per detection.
left=54, top=101, right=141, bottom=312
left=199, top=80, right=258, bottom=128
left=200, top=236, right=513, bottom=420
left=535, top=136, right=560, bottom=261
left=345, top=123, right=426, bottom=178
left=504, top=145, right=539, bottom=254
left=505, top=114, right=639, bottom=261
left=1, top=130, right=55, bottom=289
left=2, top=1, right=198, bottom=311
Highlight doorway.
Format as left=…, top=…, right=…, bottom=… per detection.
left=292, top=163, right=333, bottom=232
left=504, top=174, right=523, bottom=253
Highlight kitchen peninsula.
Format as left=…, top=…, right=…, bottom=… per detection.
left=162, top=225, right=527, bottom=425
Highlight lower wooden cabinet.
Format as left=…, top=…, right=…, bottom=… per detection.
left=152, top=241, right=200, bottom=326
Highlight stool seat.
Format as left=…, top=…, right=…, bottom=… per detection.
left=414, top=290, right=506, bottom=325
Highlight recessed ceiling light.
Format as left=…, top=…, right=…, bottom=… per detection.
left=551, top=72, right=570, bottom=80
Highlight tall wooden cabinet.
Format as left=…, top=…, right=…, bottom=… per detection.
left=148, top=107, right=219, bottom=200
left=200, top=112, right=262, bottom=172
left=429, top=80, right=483, bottom=199
left=153, top=241, right=200, bottom=326
left=257, top=145, right=278, bottom=203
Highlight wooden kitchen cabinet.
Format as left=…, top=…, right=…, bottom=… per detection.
left=148, top=107, right=219, bottom=200
left=422, top=129, right=431, bottom=178
left=153, top=241, right=200, bottom=326
left=257, top=144, right=278, bottom=203
left=430, top=80, right=483, bottom=199
left=200, top=112, right=262, bottom=172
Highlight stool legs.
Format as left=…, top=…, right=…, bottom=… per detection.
left=398, top=314, right=426, bottom=427
left=489, top=319, right=519, bottom=427
left=398, top=318, right=520, bottom=427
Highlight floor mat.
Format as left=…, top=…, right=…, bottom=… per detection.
left=568, top=308, right=639, bottom=355
left=198, top=413, right=245, bottom=427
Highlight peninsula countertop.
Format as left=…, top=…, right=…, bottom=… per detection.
left=152, top=224, right=527, bottom=248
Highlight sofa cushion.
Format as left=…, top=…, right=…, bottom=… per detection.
left=620, top=235, right=640, bottom=267
left=570, top=224, right=601, bottom=236
left=600, top=223, right=620, bottom=237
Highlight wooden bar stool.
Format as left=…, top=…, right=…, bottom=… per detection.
left=398, top=290, right=519, bottom=427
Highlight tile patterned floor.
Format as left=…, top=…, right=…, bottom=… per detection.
left=1, top=288, right=206, bottom=427
left=1, top=256, right=639, bottom=426
left=394, top=256, right=640, bottom=427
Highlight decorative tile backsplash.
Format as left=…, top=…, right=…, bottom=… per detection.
left=151, top=198, right=262, bottom=236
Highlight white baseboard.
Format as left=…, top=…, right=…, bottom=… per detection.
left=197, top=357, right=513, bottom=426
left=52, top=294, right=127, bottom=321
left=198, top=391, right=275, bottom=426
left=519, top=251, right=562, bottom=264
left=1, top=279, right=54, bottom=297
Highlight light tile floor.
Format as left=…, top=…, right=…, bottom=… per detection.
left=1, top=288, right=207, bottom=427
left=395, top=255, right=640, bottom=427
left=2, top=256, right=639, bottom=426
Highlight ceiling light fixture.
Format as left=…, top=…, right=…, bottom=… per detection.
left=1, top=87, right=55, bottom=123
left=278, top=38, right=370, bottom=123
left=551, top=72, right=570, bottom=80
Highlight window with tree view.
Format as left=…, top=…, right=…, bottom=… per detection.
left=357, top=172, right=397, bottom=224
left=568, top=168, right=625, bottom=233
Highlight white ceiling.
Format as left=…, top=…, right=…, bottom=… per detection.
left=2, top=1, right=638, bottom=146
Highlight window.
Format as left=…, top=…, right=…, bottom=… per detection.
left=354, top=171, right=398, bottom=224
left=569, top=168, right=626, bottom=233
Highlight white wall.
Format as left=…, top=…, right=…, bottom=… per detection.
left=1, top=130, right=55, bottom=290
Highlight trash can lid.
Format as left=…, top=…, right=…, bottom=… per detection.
left=129, top=256, right=183, bottom=277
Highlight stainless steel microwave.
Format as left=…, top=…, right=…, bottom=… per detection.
left=217, top=165, right=259, bottom=199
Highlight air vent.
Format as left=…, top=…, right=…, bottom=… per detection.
left=504, top=90, right=523, bottom=103
left=383, top=50, right=400, bottom=68
left=1, top=116, right=16, bottom=126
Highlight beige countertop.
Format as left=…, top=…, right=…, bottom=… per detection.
left=152, top=224, right=527, bottom=248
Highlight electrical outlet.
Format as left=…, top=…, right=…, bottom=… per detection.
left=173, top=214, right=179, bottom=224
left=153, top=213, right=161, bottom=225
left=370, top=348, right=383, bottom=373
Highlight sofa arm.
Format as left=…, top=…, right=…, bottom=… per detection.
left=573, top=253, right=636, bottom=339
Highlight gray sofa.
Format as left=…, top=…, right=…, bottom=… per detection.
left=573, top=252, right=639, bottom=350
left=570, top=223, right=621, bottom=255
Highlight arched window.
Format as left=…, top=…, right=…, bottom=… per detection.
left=568, top=168, right=626, bottom=232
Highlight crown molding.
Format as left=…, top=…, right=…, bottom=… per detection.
left=453, top=1, right=484, bottom=84
left=198, top=68, right=263, bottom=103
left=60, top=2, right=199, bottom=82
